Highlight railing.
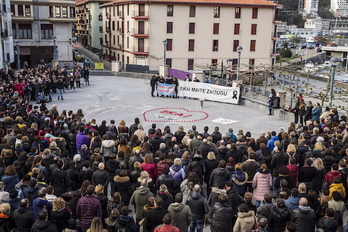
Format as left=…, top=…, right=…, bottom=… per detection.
left=132, top=46, right=149, bottom=53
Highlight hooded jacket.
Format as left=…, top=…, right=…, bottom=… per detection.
left=211, top=202, right=233, bottom=232
left=13, top=206, right=35, bottom=232
left=31, top=219, right=58, bottom=232
left=233, top=211, right=256, bottom=232
left=186, top=191, right=209, bottom=220
left=268, top=206, right=290, bottom=232
left=91, top=169, right=109, bottom=189
left=267, top=135, right=279, bottom=152
left=113, top=175, right=132, bottom=205
left=115, top=214, right=137, bottom=232
left=169, top=165, right=186, bottom=184
left=290, top=206, right=316, bottom=232
left=130, top=186, right=154, bottom=219
left=231, top=170, right=248, bottom=195
left=252, top=169, right=272, bottom=201
left=100, top=140, right=116, bottom=157
left=329, top=183, right=346, bottom=198
left=209, top=167, right=230, bottom=189
left=285, top=196, right=299, bottom=212
left=168, top=202, right=192, bottom=232
left=1, top=175, right=19, bottom=192
left=317, top=217, right=338, bottom=232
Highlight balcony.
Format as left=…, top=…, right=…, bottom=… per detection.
left=118, top=28, right=124, bottom=35
left=12, top=15, right=34, bottom=22
left=132, top=10, right=149, bottom=19
left=132, top=46, right=149, bottom=55
left=106, top=27, right=111, bottom=33
left=131, top=27, right=149, bottom=37
left=106, top=13, right=111, bottom=19
left=1, top=31, right=8, bottom=38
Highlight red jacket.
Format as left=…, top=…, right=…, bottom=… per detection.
left=154, top=225, right=179, bottom=232
left=324, top=170, right=342, bottom=185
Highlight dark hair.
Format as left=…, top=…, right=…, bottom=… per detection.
left=276, top=198, right=285, bottom=208
left=332, top=191, right=342, bottom=201
left=38, top=210, right=48, bottom=220
left=286, top=222, right=296, bottom=232
left=291, top=188, right=299, bottom=197
left=238, top=203, right=249, bottom=213
left=326, top=208, right=334, bottom=217
left=264, top=193, right=273, bottom=203
left=86, top=185, right=95, bottom=195
left=154, top=196, right=163, bottom=207
left=175, top=193, right=183, bottom=203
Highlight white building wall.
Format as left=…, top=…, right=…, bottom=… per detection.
left=0, top=0, right=14, bottom=72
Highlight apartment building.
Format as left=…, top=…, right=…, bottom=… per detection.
left=100, top=0, right=281, bottom=71
left=331, top=0, right=348, bottom=17
left=10, top=0, right=76, bottom=68
left=304, top=0, right=319, bottom=15
left=76, top=0, right=111, bottom=52
left=0, top=0, right=15, bottom=72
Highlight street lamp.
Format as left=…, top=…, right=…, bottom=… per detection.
left=236, top=45, right=243, bottom=81
left=329, top=56, right=340, bottom=107
left=52, top=36, right=57, bottom=61
left=163, top=39, right=167, bottom=66
left=15, top=40, right=21, bottom=71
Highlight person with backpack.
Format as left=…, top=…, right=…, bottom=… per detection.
left=328, top=191, right=345, bottom=230
left=317, top=208, right=338, bottom=232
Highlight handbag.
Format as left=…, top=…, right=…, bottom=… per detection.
left=138, top=218, right=145, bottom=226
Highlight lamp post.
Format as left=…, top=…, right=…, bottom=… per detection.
left=15, top=40, right=21, bottom=71
left=329, top=56, right=340, bottom=107
left=163, top=39, right=167, bottom=66
left=236, top=45, right=243, bottom=81
left=52, top=36, right=57, bottom=61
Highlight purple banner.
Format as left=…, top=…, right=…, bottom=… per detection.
left=168, top=69, right=192, bottom=80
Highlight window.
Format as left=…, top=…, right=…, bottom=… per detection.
left=19, top=24, right=32, bottom=39
left=12, top=23, right=16, bottom=38
left=41, top=24, right=53, bottom=39
left=55, top=7, right=61, bottom=17
left=127, top=37, right=129, bottom=48
left=234, top=24, right=240, bottom=35
left=62, top=7, right=68, bottom=17
left=167, top=5, right=173, bottom=16
left=232, top=59, right=238, bottom=69
left=233, top=40, right=239, bottom=51
left=188, top=59, right=194, bottom=70
left=25, top=5, right=31, bottom=16
left=251, top=24, right=257, bottom=35
left=213, top=23, right=219, bottom=34
left=70, top=7, right=75, bottom=18
left=235, top=7, right=241, bottom=18
left=139, top=4, right=145, bottom=16
left=167, top=22, right=173, bottom=33
left=166, top=39, right=172, bottom=51
left=10, top=5, right=15, bottom=15
left=112, top=21, right=115, bottom=31
left=250, top=40, right=256, bottom=51
left=188, top=39, right=194, bottom=51
left=18, top=5, right=23, bottom=16
left=189, top=5, right=196, bottom=17
left=252, top=8, right=258, bottom=18
left=49, top=6, right=54, bottom=17
left=211, top=59, right=218, bottom=66
left=212, top=40, right=218, bottom=51
left=166, top=58, right=172, bottom=68
left=189, top=23, right=195, bottom=34
left=214, top=6, right=220, bottom=18
left=249, top=59, right=255, bottom=69
left=127, top=5, right=129, bottom=15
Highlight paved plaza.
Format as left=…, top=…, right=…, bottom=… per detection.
left=44, top=75, right=292, bottom=137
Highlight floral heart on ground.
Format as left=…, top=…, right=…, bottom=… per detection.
left=143, top=107, right=209, bottom=123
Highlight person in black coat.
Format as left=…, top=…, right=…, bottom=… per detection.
left=150, top=130, right=163, bottom=154
left=298, top=159, right=316, bottom=190
left=13, top=199, right=36, bottom=232
left=156, top=166, right=175, bottom=195
left=157, top=185, right=173, bottom=210
left=317, top=208, right=338, bottom=232
left=113, top=170, right=132, bottom=206
left=91, top=162, right=109, bottom=192
left=270, top=145, right=288, bottom=178
left=144, top=197, right=169, bottom=232
left=268, top=198, right=290, bottom=232
left=210, top=193, right=233, bottom=232
left=50, top=198, right=70, bottom=232
left=51, top=160, right=71, bottom=197
left=31, top=210, right=58, bottom=232
left=67, top=161, right=80, bottom=191
left=209, top=160, right=230, bottom=190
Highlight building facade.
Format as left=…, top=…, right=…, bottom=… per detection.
left=0, top=0, right=15, bottom=72
left=100, top=0, right=281, bottom=71
left=10, top=0, right=76, bottom=68
left=304, top=0, right=319, bottom=15
left=330, top=0, right=348, bottom=18
left=76, top=0, right=111, bottom=52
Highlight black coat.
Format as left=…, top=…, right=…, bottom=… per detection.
left=150, top=135, right=163, bottom=154
left=51, top=168, right=71, bottom=196
left=50, top=208, right=70, bottom=232
left=13, top=206, right=35, bottom=232
left=210, top=202, right=233, bottom=232
left=144, top=207, right=169, bottom=232
left=204, top=159, right=219, bottom=184
left=268, top=207, right=290, bottom=232
left=113, top=176, right=132, bottom=205
left=317, top=217, right=338, bottom=232
left=31, top=219, right=58, bottom=232
left=91, top=169, right=109, bottom=189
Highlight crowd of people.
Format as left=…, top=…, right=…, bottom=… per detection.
left=0, top=66, right=348, bottom=232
